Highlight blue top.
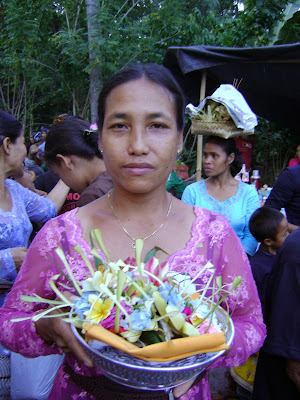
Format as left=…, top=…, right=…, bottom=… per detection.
left=0, top=179, right=57, bottom=306
left=182, top=180, right=260, bottom=256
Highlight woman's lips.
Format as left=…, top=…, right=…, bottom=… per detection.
left=204, top=167, right=213, bottom=173
left=123, top=163, right=154, bottom=175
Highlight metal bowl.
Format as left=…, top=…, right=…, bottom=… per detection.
left=71, top=306, right=234, bottom=391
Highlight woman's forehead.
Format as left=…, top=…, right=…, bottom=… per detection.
left=104, top=78, right=176, bottom=115
left=204, top=142, right=225, bottom=152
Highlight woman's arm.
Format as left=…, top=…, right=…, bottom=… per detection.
left=241, top=185, right=261, bottom=256
left=0, top=249, right=20, bottom=280
left=46, top=179, right=70, bottom=212
left=181, top=185, right=195, bottom=206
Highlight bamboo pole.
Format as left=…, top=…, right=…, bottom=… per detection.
left=196, top=69, right=207, bottom=181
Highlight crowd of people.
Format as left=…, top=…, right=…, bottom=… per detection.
left=0, top=63, right=298, bottom=400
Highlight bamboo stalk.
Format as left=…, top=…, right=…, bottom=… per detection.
left=196, top=69, right=207, bottom=181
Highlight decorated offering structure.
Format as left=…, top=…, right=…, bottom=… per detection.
left=186, top=84, right=258, bottom=139
left=12, top=229, right=240, bottom=390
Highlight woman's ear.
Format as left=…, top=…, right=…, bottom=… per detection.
left=55, top=154, right=73, bottom=170
left=227, top=152, right=235, bottom=165
left=2, top=137, right=11, bottom=154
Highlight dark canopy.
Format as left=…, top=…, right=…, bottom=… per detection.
left=163, top=43, right=300, bottom=131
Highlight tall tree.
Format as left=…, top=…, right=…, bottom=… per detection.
left=85, top=0, right=101, bottom=122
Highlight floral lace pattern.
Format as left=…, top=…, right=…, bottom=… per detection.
left=0, top=206, right=266, bottom=400
left=0, top=179, right=56, bottom=307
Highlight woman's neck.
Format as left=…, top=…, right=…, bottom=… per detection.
left=109, top=185, right=170, bottom=218
left=81, top=158, right=107, bottom=188
left=206, top=172, right=236, bottom=189
left=0, top=158, right=8, bottom=199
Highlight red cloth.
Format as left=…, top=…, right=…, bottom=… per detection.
left=288, top=158, right=299, bottom=168
left=234, top=137, right=256, bottom=170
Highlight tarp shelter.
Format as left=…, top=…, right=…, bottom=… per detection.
left=163, top=43, right=300, bottom=178
left=163, top=43, right=300, bottom=130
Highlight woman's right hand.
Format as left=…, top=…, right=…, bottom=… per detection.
left=11, top=247, right=27, bottom=270
left=35, top=315, right=93, bottom=368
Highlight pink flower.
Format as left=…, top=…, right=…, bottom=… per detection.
left=183, top=306, right=193, bottom=317
left=124, top=257, right=137, bottom=266
left=194, top=318, right=220, bottom=335
left=144, top=256, right=169, bottom=283
left=99, top=302, right=132, bottom=330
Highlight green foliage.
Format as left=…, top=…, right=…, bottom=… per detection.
left=0, top=0, right=299, bottom=153
left=275, top=10, right=300, bottom=44
left=251, top=117, right=298, bottom=185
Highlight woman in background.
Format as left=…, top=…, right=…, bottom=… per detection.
left=182, top=136, right=261, bottom=256
left=44, top=118, right=113, bottom=206
left=0, top=110, right=69, bottom=307
left=288, top=144, right=300, bottom=167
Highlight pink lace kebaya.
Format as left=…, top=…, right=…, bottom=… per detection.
left=0, top=207, right=266, bottom=400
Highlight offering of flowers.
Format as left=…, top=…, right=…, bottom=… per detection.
left=13, top=229, right=241, bottom=362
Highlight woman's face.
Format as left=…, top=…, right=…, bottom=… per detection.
left=14, top=168, right=36, bottom=191
left=203, top=142, right=233, bottom=178
left=296, top=145, right=300, bottom=160
left=8, top=134, right=27, bottom=178
left=100, top=78, right=182, bottom=194
left=50, top=156, right=86, bottom=193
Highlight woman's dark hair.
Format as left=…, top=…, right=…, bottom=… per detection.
left=44, top=118, right=102, bottom=166
left=249, top=207, right=284, bottom=243
left=204, top=136, right=243, bottom=177
left=97, top=63, right=185, bottom=131
left=0, top=110, right=23, bottom=147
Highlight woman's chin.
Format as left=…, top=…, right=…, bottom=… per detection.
left=10, top=168, right=25, bottom=179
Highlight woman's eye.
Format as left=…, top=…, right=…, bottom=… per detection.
left=149, top=123, right=166, bottom=129
left=110, top=123, right=127, bottom=130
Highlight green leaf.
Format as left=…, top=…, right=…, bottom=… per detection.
left=140, top=330, right=164, bottom=345
left=144, top=246, right=168, bottom=263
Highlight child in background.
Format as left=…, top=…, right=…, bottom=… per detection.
left=230, top=207, right=289, bottom=399
left=249, top=207, right=289, bottom=316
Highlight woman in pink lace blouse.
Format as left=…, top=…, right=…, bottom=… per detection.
left=0, top=64, right=266, bottom=400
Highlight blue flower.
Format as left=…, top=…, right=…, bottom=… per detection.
left=158, top=282, right=184, bottom=312
left=74, top=291, right=97, bottom=319
left=130, top=307, right=152, bottom=331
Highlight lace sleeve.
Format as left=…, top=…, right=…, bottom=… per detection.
left=0, top=248, right=16, bottom=280
left=0, top=218, right=64, bottom=357
left=22, top=184, right=57, bottom=223
left=8, top=180, right=57, bottom=223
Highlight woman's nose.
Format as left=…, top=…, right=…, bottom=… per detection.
left=128, top=128, right=149, bottom=155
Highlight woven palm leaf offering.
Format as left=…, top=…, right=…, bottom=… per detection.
left=13, top=229, right=239, bottom=390
left=187, top=84, right=258, bottom=139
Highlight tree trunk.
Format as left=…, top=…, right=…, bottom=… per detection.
left=85, top=0, right=101, bottom=123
